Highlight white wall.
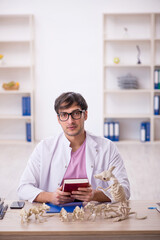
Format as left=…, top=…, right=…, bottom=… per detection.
left=1, top=0, right=160, bottom=140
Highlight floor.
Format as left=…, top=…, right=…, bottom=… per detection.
left=0, top=142, right=160, bottom=201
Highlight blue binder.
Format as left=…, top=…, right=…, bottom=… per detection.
left=22, top=97, right=27, bottom=116
left=22, top=96, right=31, bottom=116
left=146, top=122, right=150, bottom=142
left=154, top=95, right=160, bottom=115
left=154, top=70, right=159, bottom=89
left=140, top=122, right=146, bottom=142
left=26, top=122, right=31, bottom=142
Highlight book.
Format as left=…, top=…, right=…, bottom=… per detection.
left=62, top=178, right=89, bottom=192
left=46, top=201, right=83, bottom=213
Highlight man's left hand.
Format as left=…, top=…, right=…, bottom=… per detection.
left=71, top=184, right=95, bottom=202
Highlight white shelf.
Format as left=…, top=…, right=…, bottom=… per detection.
left=104, top=114, right=151, bottom=119
left=104, top=64, right=151, bottom=68
left=0, top=65, right=31, bottom=68
left=0, top=14, right=34, bottom=143
left=0, top=115, right=32, bottom=120
left=103, top=13, right=160, bottom=143
left=0, top=90, right=32, bottom=94
left=0, top=139, right=33, bottom=145
left=0, top=40, right=31, bottom=43
left=104, top=38, right=151, bottom=42
left=104, top=89, right=151, bottom=94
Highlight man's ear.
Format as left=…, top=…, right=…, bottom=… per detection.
left=84, top=110, right=88, bottom=121
left=57, top=114, right=60, bottom=124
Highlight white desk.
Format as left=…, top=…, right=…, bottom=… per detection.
left=0, top=200, right=160, bottom=240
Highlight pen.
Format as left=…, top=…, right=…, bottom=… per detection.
left=148, top=207, right=157, bottom=209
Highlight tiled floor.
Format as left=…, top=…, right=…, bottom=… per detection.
left=0, top=142, right=160, bottom=201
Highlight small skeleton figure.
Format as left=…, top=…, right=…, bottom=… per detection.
left=84, top=202, right=106, bottom=221
left=59, top=208, right=68, bottom=222
left=20, top=208, right=32, bottom=223
left=20, top=203, right=50, bottom=223
left=72, top=206, right=85, bottom=221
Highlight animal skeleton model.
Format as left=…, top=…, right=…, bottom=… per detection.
left=59, top=206, right=85, bottom=221
left=72, top=206, right=85, bottom=221
left=94, top=166, right=147, bottom=221
left=20, top=203, right=50, bottom=223
left=59, top=208, right=68, bottom=221
left=84, top=202, right=123, bottom=221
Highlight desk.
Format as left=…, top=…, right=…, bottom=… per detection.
left=0, top=200, right=160, bottom=240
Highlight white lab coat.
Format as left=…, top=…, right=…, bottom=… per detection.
left=17, top=131, right=130, bottom=202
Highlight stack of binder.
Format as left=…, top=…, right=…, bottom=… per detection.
left=154, top=69, right=160, bottom=89
left=104, top=121, right=119, bottom=141
left=154, top=95, right=160, bottom=115
left=140, top=122, right=150, bottom=142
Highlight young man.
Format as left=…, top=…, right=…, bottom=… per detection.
left=18, top=92, right=130, bottom=204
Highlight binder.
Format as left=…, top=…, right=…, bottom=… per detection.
left=140, top=122, right=146, bottom=142
left=146, top=122, right=150, bottom=142
left=26, top=122, right=31, bottom=142
left=22, top=97, right=27, bottom=116
left=154, top=95, right=160, bottom=115
left=104, top=122, right=109, bottom=138
left=26, top=96, right=31, bottom=116
left=22, top=96, right=31, bottom=116
left=109, top=122, right=114, bottom=141
left=158, top=70, right=160, bottom=89
left=154, top=70, right=159, bottom=89
left=114, top=122, right=119, bottom=141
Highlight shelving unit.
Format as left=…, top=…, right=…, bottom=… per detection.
left=0, top=15, right=34, bottom=143
left=103, top=13, right=160, bottom=143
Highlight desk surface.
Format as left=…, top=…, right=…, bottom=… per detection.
left=0, top=200, right=160, bottom=240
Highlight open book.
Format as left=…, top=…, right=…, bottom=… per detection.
left=62, top=178, right=89, bottom=192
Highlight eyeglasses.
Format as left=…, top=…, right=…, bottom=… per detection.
left=58, top=109, right=85, bottom=122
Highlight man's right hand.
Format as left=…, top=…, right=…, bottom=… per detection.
left=34, top=186, right=74, bottom=205
left=50, top=186, right=74, bottom=205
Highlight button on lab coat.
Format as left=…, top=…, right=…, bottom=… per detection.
left=17, top=131, right=130, bottom=202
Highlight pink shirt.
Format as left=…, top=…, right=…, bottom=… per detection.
left=62, top=139, right=87, bottom=183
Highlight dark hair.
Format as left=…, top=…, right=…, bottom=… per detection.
left=54, top=92, right=88, bottom=114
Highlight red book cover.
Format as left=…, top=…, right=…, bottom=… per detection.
left=62, top=179, right=89, bottom=192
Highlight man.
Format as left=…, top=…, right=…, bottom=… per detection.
left=18, top=92, right=130, bottom=204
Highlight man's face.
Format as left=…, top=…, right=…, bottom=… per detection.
left=57, top=102, right=88, bottom=137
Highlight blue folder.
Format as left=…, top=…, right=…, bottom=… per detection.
left=46, top=201, right=83, bottom=213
